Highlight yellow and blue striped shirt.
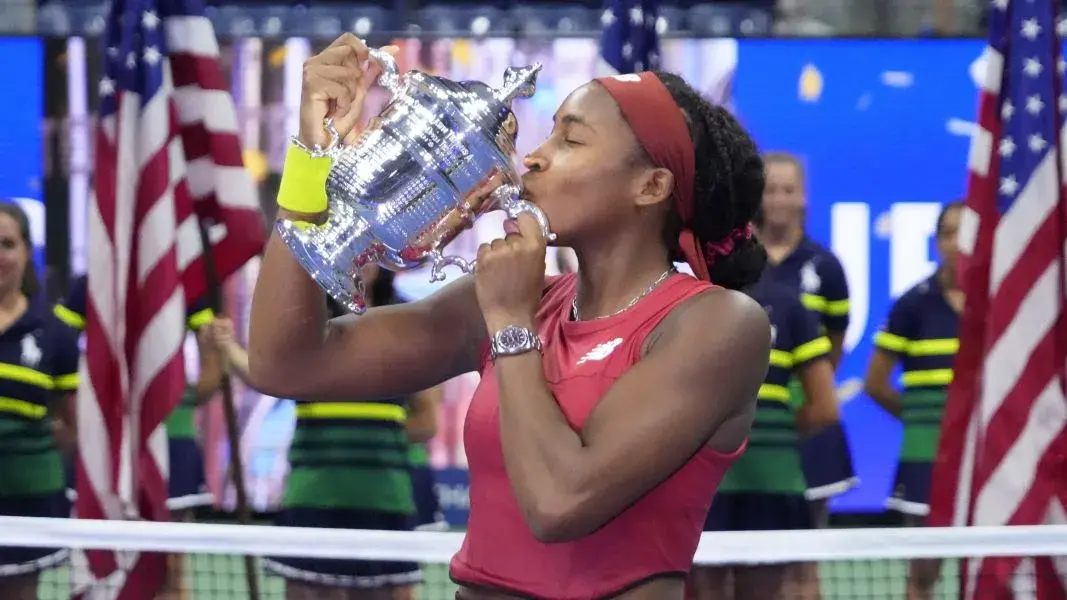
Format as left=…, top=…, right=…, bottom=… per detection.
left=0, top=302, right=80, bottom=497
left=763, top=236, right=850, bottom=335
left=874, top=275, right=959, bottom=463
left=719, top=278, right=832, bottom=495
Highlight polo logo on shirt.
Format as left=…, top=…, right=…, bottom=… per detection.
left=769, top=324, right=778, bottom=347
left=577, top=337, right=624, bottom=366
left=20, top=333, right=41, bottom=369
left=800, top=260, right=821, bottom=293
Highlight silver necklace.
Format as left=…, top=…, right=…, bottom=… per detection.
left=571, top=267, right=676, bottom=321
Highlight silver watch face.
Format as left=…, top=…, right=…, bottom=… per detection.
left=497, top=326, right=532, bottom=352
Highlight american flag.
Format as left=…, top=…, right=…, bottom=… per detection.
left=73, top=0, right=264, bottom=596
left=927, top=0, right=1067, bottom=598
left=597, top=0, right=661, bottom=76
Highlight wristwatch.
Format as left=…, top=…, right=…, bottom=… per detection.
left=489, top=325, right=543, bottom=361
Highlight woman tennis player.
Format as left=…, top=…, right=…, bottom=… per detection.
left=249, top=35, right=771, bottom=600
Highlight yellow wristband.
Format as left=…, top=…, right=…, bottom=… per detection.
left=277, top=142, right=332, bottom=214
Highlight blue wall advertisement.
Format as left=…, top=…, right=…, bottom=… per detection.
left=0, top=38, right=44, bottom=274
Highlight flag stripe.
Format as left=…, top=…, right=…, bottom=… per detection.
left=74, top=0, right=264, bottom=596
left=927, top=1, right=1067, bottom=597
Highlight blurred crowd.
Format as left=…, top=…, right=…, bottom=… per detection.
left=0, top=0, right=1009, bottom=38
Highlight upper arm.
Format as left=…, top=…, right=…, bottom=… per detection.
left=54, top=277, right=88, bottom=331
left=804, top=256, right=850, bottom=334
left=873, top=296, right=916, bottom=358
left=865, top=297, right=914, bottom=389
left=407, top=385, right=442, bottom=441
left=787, top=299, right=832, bottom=372
left=264, top=275, right=486, bottom=401
left=786, top=299, right=835, bottom=413
left=49, top=320, right=81, bottom=395
left=568, top=290, right=770, bottom=521
left=865, top=347, right=900, bottom=393
left=410, top=385, right=442, bottom=415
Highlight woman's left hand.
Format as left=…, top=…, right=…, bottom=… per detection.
left=476, top=212, right=547, bottom=332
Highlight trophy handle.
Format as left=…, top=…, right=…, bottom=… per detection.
left=428, top=250, right=475, bottom=283
left=492, top=184, right=557, bottom=242
left=367, top=46, right=401, bottom=98
left=290, top=118, right=342, bottom=159
left=295, top=45, right=399, bottom=158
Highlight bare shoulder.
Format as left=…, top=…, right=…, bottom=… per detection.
left=645, top=287, right=771, bottom=412
left=652, top=287, right=770, bottom=359
left=679, top=288, right=770, bottom=363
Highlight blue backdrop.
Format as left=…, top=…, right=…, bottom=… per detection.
left=734, top=38, right=984, bottom=512
left=0, top=38, right=45, bottom=278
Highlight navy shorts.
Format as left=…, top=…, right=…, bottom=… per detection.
left=885, top=460, right=932, bottom=517
left=801, top=421, right=858, bottom=501
left=167, top=437, right=213, bottom=511
left=0, top=491, right=70, bottom=577
left=410, top=466, right=448, bottom=531
left=263, top=508, right=422, bottom=589
left=704, top=492, right=813, bottom=532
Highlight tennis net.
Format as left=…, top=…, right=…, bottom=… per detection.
left=0, top=516, right=1065, bottom=598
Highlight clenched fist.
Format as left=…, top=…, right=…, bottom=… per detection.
left=476, top=213, right=548, bottom=332
left=299, top=33, right=399, bottom=149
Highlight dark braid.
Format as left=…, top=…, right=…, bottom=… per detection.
left=651, top=71, right=767, bottom=292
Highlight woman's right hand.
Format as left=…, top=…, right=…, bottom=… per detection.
left=298, top=33, right=399, bottom=149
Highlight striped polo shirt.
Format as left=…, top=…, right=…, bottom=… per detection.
left=0, top=301, right=80, bottom=497
left=718, top=278, right=832, bottom=494
left=763, top=235, right=851, bottom=336
left=874, top=275, right=959, bottom=463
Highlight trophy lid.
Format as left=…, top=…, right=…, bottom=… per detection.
left=493, top=64, right=543, bottom=105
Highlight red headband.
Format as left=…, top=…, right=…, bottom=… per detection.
left=596, top=71, right=711, bottom=280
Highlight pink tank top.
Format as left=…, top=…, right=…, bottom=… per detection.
left=450, top=273, right=746, bottom=599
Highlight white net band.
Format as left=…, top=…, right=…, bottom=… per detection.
left=1, top=517, right=1066, bottom=565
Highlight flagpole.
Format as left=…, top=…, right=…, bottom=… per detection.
left=198, top=224, right=261, bottom=600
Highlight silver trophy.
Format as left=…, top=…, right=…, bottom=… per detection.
left=277, top=47, right=553, bottom=314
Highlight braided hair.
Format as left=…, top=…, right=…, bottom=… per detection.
left=651, top=72, right=767, bottom=292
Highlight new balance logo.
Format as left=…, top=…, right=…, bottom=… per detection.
left=577, top=337, right=624, bottom=366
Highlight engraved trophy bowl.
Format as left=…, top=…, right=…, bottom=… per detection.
left=277, top=47, right=553, bottom=314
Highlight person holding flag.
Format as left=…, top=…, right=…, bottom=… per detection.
left=56, top=275, right=222, bottom=597
left=864, top=201, right=963, bottom=600
left=928, top=0, right=1067, bottom=597
left=71, top=0, right=265, bottom=596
